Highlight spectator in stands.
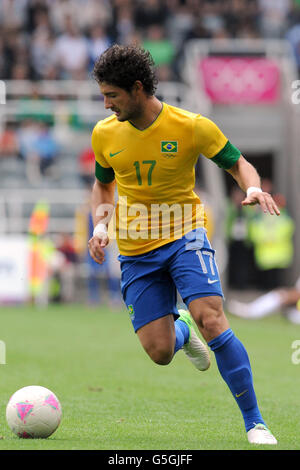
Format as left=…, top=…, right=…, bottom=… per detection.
left=235, top=19, right=261, bottom=39
left=125, top=30, right=143, bottom=48
left=0, top=123, right=20, bottom=159
left=85, top=212, right=122, bottom=307
left=18, top=119, right=40, bottom=162
left=87, top=23, right=112, bottom=72
left=156, top=64, right=174, bottom=82
left=225, top=187, right=256, bottom=290
left=55, top=232, right=78, bottom=303
left=0, top=38, right=6, bottom=79
left=175, top=15, right=211, bottom=78
left=142, top=24, right=176, bottom=79
left=258, top=0, right=291, bottom=38
left=25, top=0, right=50, bottom=33
left=11, top=62, right=31, bottom=80
left=109, top=0, right=135, bottom=45
left=18, top=120, right=59, bottom=183
left=75, top=199, right=122, bottom=307
left=165, top=0, right=195, bottom=51
left=49, top=0, right=112, bottom=34
left=29, top=4, right=57, bottom=80
left=54, top=15, right=89, bottom=79
left=76, top=0, right=112, bottom=32
left=17, top=83, right=54, bottom=126
left=34, top=121, right=59, bottom=176
left=223, top=0, right=259, bottom=38
left=0, top=0, right=298, bottom=84
left=31, top=27, right=57, bottom=80
left=248, top=186, right=295, bottom=290
left=134, top=0, right=169, bottom=30
left=2, top=28, right=31, bottom=80
left=0, top=0, right=28, bottom=30
left=286, top=10, right=300, bottom=77
left=48, top=0, right=80, bottom=34
left=200, top=1, right=226, bottom=36
left=183, top=16, right=211, bottom=42
left=78, top=147, right=95, bottom=188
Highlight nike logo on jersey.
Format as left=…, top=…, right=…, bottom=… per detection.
left=208, top=279, right=218, bottom=284
left=109, top=149, right=125, bottom=157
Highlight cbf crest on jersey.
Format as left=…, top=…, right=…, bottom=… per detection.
left=128, top=304, right=135, bottom=321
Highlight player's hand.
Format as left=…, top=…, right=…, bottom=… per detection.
left=88, top=232, right=109, bottom=264
left=241, top=191, right=281, bottom=215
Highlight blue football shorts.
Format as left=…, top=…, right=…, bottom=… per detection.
left=118, top=228, right=224, bottom=332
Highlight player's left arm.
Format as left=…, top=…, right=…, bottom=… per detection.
left=194, top=116, right=280, bottom=215
left=226, top=155, right=280, bottom=216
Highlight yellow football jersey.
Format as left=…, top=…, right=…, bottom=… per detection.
left=92, top=102, right=240, bottom=256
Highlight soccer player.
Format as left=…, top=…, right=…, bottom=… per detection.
left=228, top=277, right=300, bottom=324
left=88, top=45, right=280, bottom=445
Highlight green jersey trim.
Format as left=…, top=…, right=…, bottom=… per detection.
left=210, top=140, right=241, bottom=169
left=95, top=161, right=115, bottom=183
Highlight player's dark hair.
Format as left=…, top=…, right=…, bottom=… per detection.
left=93, top=44, right=158, bottom=96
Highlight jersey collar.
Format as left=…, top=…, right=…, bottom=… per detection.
left=126, top=102, right=166, bottom=136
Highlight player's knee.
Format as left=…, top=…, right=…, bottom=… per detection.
left=146, top=344, right=173, bottom=365
left=201, top=313, right=223, bottom=336
left=195, top=299, right=225, bottom=337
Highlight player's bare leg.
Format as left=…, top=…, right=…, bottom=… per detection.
left=136, top=312, right=210, bottom=370
left=188, top=296, right=229, bottom=343
left=136, top=314, right=176, bottom=365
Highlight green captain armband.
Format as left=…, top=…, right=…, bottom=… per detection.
left=210, top=141, right=241, bottom=170
left=95, top=161, right=115, bottom=183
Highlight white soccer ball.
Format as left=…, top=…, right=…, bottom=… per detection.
left=6, top=385, right=62, bottom=438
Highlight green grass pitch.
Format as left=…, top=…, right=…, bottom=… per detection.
left=0, top=303, right=299, bottom=450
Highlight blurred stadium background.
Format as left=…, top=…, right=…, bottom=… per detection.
left=0, top=0, right=299, bottom=308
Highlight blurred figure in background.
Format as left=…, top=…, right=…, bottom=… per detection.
left=0, top=122, right=20, bottom=159
left=225, top=186, right=255, bottom=289
left=194, top=184, right=215, bottom=243
left=110, top=0, right=135, bottom=45
left=18, top=120, right=59, bottom=183
left=286, top=8, right=300, bottom=78
left=0, top=0, right=298, bottom=81
left=54, top=15, right=89, bottom=79
left=30, top=6, right=57, bottom=80
left=55, top=232, right=78, bottom=303
left=33, top=121, right=59, bottom=177
left=258, top=0, right=291, bottom=38
left=28, top=199, right=73, bottom=306
left=0, top=0, right=27, bottom=30
left=142, top=24, right=176, bottom=80
left=28, top=200, right=55, bottom=306
left=227, top=276, right=300, bottom=324
left=17, top=119, right=41, bottom=183
left=49, top=0, right=112, bottom=34
left=75, top=196, right=122, bottom=307
left=87, top=23, right=112, bottom=72
left=17, top=83, right=54, bottom=125
left=248, top=183, right=295, bottom=290
left=134, top=0, right=169, bottom=31
left=85, top=212, right=122, bottom=307
left=78, top=146, right=95, bottom=188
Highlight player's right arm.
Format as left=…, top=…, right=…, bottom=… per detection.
left=88, top=123, right=115, bottom=264
left=88, top=178, right=115, bottom=264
